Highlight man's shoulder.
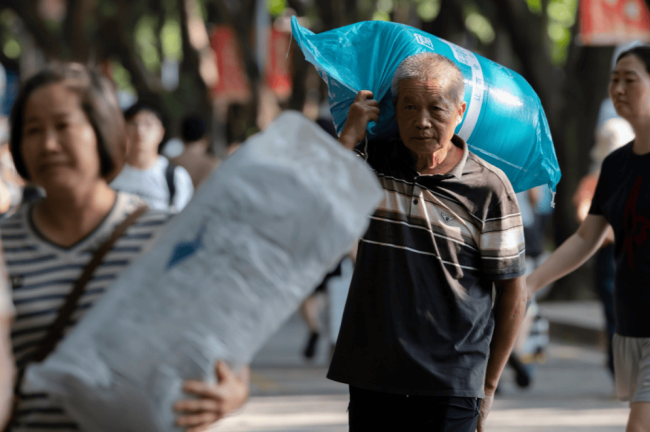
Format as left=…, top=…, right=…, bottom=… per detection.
left=464, top=151, right=516, bottom=196
left=355, top=138, right=397, bottom=157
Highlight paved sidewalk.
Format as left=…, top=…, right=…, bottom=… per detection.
left=211, top=311, right=627, bottom=432
left=539, top=300, right=607, bottom=346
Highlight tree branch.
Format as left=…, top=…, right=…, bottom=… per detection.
left=8, top=0, right=62, bottom=58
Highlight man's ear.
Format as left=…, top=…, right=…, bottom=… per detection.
left=456, top=102, right=467, bottom=125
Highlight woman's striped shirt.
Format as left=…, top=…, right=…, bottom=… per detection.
left=1, top=192, right=171, bottom=431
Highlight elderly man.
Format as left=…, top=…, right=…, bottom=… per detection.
left=327, top=53, right=527, bottom=431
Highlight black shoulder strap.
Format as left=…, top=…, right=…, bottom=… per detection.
left=165, top=161, right=177, bottom=206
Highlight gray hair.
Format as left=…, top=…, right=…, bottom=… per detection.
left=391, top=52, right=465, bottom=106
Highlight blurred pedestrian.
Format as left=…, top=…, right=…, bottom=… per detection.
left=171, top=115, right=219, bottom=189
left=574, top=114, right=634, bottom=378
left=528, top=46, right=650, bottom=431
left=1, top=63, right=249, bottom=431
left=300, top=262, right=338, bottom=360
left=299, top=115, right=343, bottom=361
left=111, top=103, right=194, bottom=212
left=328, top=53, right=527, bottom=432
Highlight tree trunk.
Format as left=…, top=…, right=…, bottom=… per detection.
left=63, top=0, right=93, bottom=62
left=8, top=0, right=63, bottom=59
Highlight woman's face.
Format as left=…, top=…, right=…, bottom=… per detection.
left=21, top=82, right=103, bottom=191
left=609, top=54, right=650, bottom=122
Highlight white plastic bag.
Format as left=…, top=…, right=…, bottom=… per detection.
left=24, top=112, right=381, bottom=432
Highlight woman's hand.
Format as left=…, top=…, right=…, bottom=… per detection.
left=174, top=361, right=250, bottom=432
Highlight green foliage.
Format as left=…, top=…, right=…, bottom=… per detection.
left=548, top=2, right=575, bottom=27
left=358, top=0, right=376, bottom=17
left=135, top=15, right=161, bottom=71
left=464, top=5, right=495, bottom=45
left=372, top=0, right=393, bottom=21
left=0, top=10, right=16, bottom=27
left=377, top=0, right=394, bottom=13
left=111, top=60, right=136, bottom=94
left=161, top=19, right=183, bottom=62
left=196, top=0, right=208, bottom=21
left=415, top=0, right=441, bottom=22
left=546, top=0, right=577, bottom=65
left=3, top=38, right=20, bottom=59
left=99, top=1, right=119, bottom=17
left=0, top=10, right=21, bottom=59
left=267, top=0, right=287, bottom=17
left=526, top=0, right=542, bottom=14
left=372, top=11, right=391, bottom=21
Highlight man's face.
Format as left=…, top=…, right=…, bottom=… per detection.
left=126, top=110, right=165, bottom=154
left=394, top=78, right=466, bottom=157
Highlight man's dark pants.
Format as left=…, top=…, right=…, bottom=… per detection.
left=348, top=386, right=481, bottom=431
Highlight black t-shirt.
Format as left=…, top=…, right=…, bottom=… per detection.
left=589, top=142, right=650, bottom=338
left=327, top=137, right=526, bottom=397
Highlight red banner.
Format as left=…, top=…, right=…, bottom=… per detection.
left=210, top=26, right=251, bottom=103
left=580, top=0, right=650, bottom=45
left=266, top=28, right=292, bottom=100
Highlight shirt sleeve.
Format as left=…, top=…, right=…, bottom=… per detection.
left=480, top=186, right=527, bottom=280
left=588, top=171, right=605, bottom=216
left=172, top=166, right=194, bottom=212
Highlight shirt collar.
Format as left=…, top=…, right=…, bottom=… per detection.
left=390, top=134, right=469, bottom=179
left=447, top=134, right=469, bottom=179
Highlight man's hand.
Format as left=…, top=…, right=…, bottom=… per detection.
left=477, top=392, right=494, bottom=432
left=174, top=361, right=250, bottom=432
left=339, top=91, right=380, bottom=150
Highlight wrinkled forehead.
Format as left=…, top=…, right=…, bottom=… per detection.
left=398, top=77, right=454, bottom=102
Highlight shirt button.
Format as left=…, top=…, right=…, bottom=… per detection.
left=413, top=198, right=419, bottom=205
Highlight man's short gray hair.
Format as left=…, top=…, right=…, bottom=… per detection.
left=391, top=52, right=465, bottom=106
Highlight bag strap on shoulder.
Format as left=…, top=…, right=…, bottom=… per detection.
left=29, top=204, right=149, bottom=363
left=165, top=161, right=177, bottom=207
left=8, top=204, right=149, bottom=420
left=5, top=204, right=148, bottom=430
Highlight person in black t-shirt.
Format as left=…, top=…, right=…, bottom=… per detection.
left=528, top=46, right=650, bottom=431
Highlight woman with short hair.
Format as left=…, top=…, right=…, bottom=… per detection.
left=1, top=62, right=248, bottom=432
left=528, top=46, right=650, bottom=432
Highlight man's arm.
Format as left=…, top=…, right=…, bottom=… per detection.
left=338, top=91, right=380, bottom=151
left=478, top=275, right=527, bottom=432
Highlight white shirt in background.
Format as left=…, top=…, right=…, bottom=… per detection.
left=110, top=156, right=194, bottom=212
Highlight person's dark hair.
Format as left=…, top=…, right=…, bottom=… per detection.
left=10, top=62, right=127, bottom=182
left=180, top=114, right=207, bottom=143
left=616, top=45, right=650, bottom=74
left=123, top=102, right=164, bottom=123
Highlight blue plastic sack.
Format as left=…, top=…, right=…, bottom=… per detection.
left=291, top=17, right=561, bottom=193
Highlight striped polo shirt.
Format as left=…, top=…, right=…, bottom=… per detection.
left=328, top=135, right=526, bottom=398
left=1, top=192, right=171, bottom=431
